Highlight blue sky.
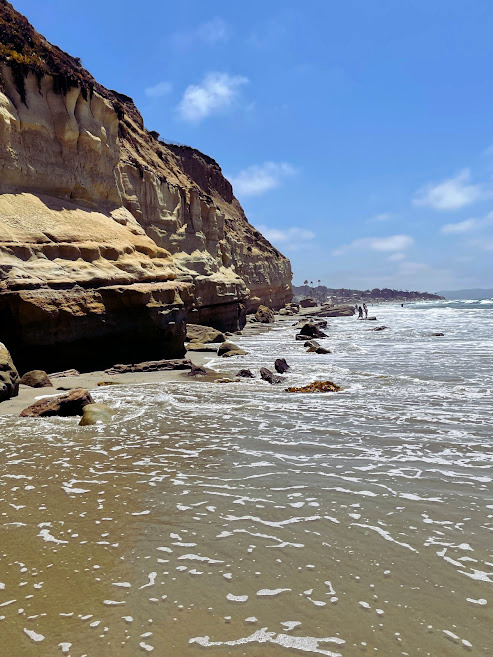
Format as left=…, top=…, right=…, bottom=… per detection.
left=13, top=0, right=493, bottom=291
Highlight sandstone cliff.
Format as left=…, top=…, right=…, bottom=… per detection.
left=0, top=1, right=292, bottom=372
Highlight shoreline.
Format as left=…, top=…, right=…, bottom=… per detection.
left=0, top=314, right=297, bottom=417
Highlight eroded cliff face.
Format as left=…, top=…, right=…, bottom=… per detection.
left=0, top=1, right=292, bottom=371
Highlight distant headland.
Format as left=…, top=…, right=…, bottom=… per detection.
left=293, top=284, right=445, bottom=304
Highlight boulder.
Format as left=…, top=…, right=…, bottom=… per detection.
left=296, top=334, right=313, bottom=341
left=296, top=323, right=327, bottom=339
left=260, top=367, right=285, bottom=385
left=366, top=316, right=377, bottom=321
left=20, top=370, right=53, bottom=388
left=431, top=332, right=445, bottom=337
left=79, top=403, right=115, bottom=426
left=294, top=319, right=326, bottom=329
left=186, top=342, right=218, bottom=352
left=187, top=364, right=207, bottom=376
left=236, top=369, right=255, bottom=378
left=299, top=298, right=318, bottom=308
left=278, top=308, right=293, bottom=316
left=255, top=305, right=275, bottom=323
left=0, top=342, right=20, bottom=402
left=215, top=378, right=240, bottom=383
left=285, top=380, right=342, bottom=393
left=217, top=342, right=247, bottom=357
left=311, top=305, right=354, bottom=317
left=20, top=388, right=94, bottom=417
left=370, top=326, right=388, bottom=332
left=304, top=340, right=321, bottom=348
left=186, top=324, right=226, bottom=344
left=307, top=346, right=331, bottom=354
left=274, top=358, right=290, bottom=374
left=105, top=359, right=192, bottom=374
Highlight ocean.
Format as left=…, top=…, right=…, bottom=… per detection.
left=0, top=300, right=491, bottom=656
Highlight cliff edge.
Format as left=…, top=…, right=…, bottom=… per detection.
left=0, top=1, right=292, bottom=372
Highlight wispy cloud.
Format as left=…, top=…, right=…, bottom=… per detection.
left=177, top=72, right=248, bottom=122
left=197, top=17, right=231, bottom=44
left=256, top=225, right=314, bottom=251
left=469, top=238, right=493, bottom=251
left=247, top=21, right=287, bottom=50
left=413, top=169, right=489, bottom=210
left=145, top=81, right=173, bottom=99
left=441, top=211, right=493, bottom=234
left=368, top=212, right=393, bottom=223
left=332, top=234, right=414, bottom=256
left=172, top=17, right=231, bottom=48
left=229, top=162, right=296, bottom=197
left=388, top=252, right=406, bottom=262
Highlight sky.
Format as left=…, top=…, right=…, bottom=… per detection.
left=12, top=0, right=493, bottom=291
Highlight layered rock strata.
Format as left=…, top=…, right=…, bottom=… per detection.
left=0, top=1, right=292, bottom=372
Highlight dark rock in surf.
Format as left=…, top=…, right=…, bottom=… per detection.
left=236, top=369, right=255, bottom=378
left=260, top=367, right=285, bottom=385
left=274, top=358, right=290, bottom=374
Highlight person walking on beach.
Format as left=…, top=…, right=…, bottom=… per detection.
left=363, top=303, right=368, bottom=319
left=358, top=305, right=363, bottom=319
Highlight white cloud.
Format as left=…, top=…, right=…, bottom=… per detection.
left=333, top=234, right=414, bottom=256
left=172, top=17, right=230, bottom=48
left=413, top=169, right=488, bottom=210
left=441, top=218, right=477, bottom=234
left=145, top=81, right=172, bottom=99
left=177, top=72, right=248, bottom=122
left=368, top=212, right=392, bottom=223
left=197, top=17, right=230, bottom=44
left=256, top=225, right=314, bottom=251
left=441, top=211, right=493, bottom=234
left=229, top=162, right=296, bottom=197
left=388, top=252, right=406, bottom=262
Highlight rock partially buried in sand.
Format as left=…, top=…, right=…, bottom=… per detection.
left=20, top=388, right=94, bottom=417
left=260, top=367, right=285, bottom=385
left=370, top=326, right=388, bottom=332
left=431, top=332, right=445, bottom=336
left=187, top=364, right=207, bottom=376
left=186, top=324, right=226, bottom=344
left=285, top=381, right=342, bottom=393
left=215, top=378, right=240, bottom=383
left=79, top=403, right=115, bottom=426
left=20, top=370, right=53, bottom=388
left=105, top=359, right=192, bottom=374
left=274, top=358, right=290, bottom=374
left=217, top=342, right=247, bottom=357
left=255, top=305, right=275, bottom=323
left=49, top=369, right=80, bottom=378
left=186, top=342, right=218, bottom=352
left=0, top=342, right=20, bottom=402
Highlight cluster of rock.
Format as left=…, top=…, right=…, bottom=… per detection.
left=0, top=2, right=292, bottom=374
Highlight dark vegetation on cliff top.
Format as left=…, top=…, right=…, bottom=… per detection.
left=293, top=284, right=445, bottom=303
